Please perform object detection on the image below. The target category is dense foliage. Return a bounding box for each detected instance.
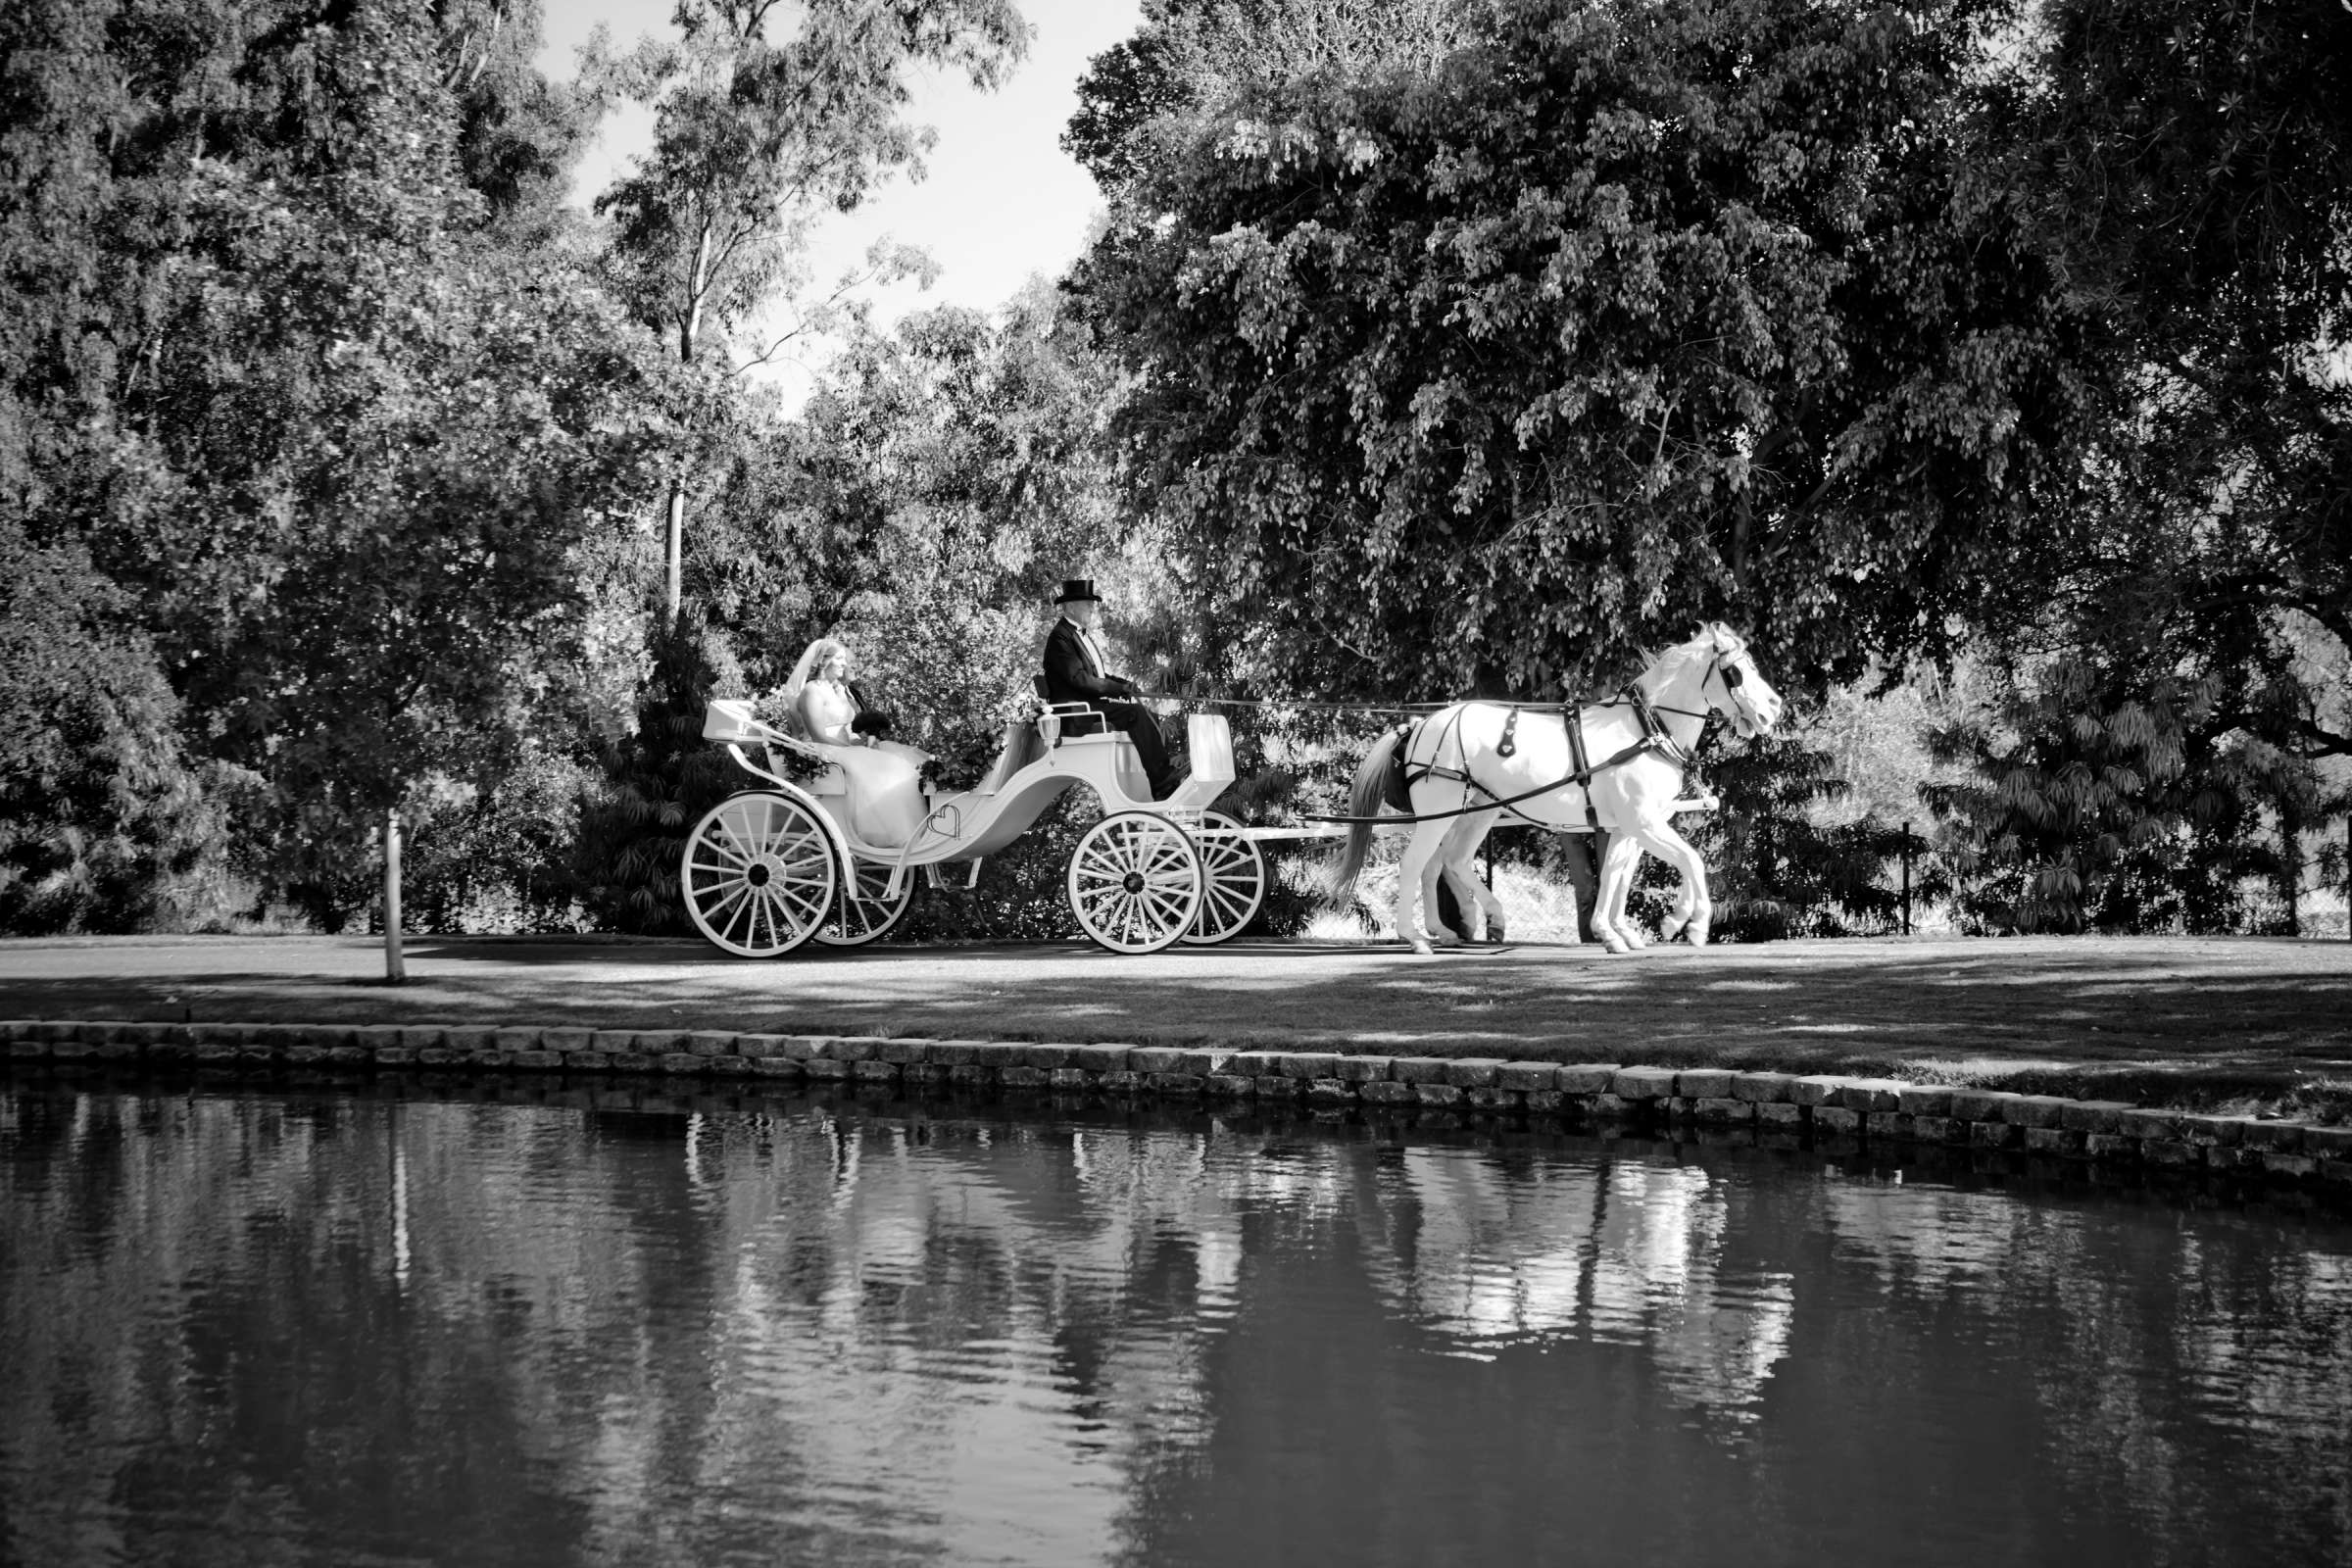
[1068,0,2098,703]
[1,0,682,933]
[1065,0,2348,933]
[3,0,2344,944]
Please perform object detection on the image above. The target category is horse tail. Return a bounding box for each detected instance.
[1326,725,1401,903]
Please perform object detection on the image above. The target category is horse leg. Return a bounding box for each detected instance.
[1589,832,1646,955]
[1653,832,1696,943]
[1631,817,1712,946]
[1423,856,1463,946]
[1394,814,1452,956]
[1420,822,1477,945]
[1444,810,1507,942]
[1421,819,1465,947]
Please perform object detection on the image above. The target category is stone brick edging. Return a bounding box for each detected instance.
[7,1019,2349,1193]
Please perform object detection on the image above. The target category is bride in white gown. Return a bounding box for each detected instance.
[780,638,929,848]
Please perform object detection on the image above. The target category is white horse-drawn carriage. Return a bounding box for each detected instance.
[683,688,1270,956]
[684,622,1784,960]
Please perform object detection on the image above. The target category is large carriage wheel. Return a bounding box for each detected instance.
[1181,811,1266,946]
[680,792,838,957]
[815,858,913,948]
[1067,810,1203,956]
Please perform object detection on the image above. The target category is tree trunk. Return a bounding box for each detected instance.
[664,480,685,623]
[383,807,407,985]
[2279,792,2302,938]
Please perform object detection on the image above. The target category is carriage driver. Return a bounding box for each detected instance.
[1041,577,1177,799]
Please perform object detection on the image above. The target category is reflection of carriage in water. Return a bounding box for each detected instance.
[684,688,1272,956]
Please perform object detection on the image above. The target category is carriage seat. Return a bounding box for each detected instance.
[702,698,848,794]
[1031,673,1110,747]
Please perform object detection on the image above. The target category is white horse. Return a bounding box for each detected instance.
[1327,624,1783,955]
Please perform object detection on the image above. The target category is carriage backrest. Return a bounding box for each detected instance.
[1186,713,1236,786]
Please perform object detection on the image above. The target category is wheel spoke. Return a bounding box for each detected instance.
[723,805,768,854]
[1180,814,1264,946]
[723,889,760,947]
[776,859,830,892]
[682,794,843,956]
[763,813,804,861]
[702,881,753,924]
[1068,812,1207,955]
[702,836,754,869]
[776,885,829,928]
[744,804,790,857]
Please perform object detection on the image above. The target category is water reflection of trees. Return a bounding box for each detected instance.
[3,1087,2348,1566]
[1824,1179,2352,1560]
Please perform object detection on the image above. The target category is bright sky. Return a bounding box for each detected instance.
[534,0,1145,396]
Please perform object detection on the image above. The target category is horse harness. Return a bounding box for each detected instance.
[1383,682,1703,830]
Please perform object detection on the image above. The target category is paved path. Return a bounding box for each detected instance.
[4,933,2349,1092]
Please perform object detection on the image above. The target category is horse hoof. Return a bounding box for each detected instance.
[1600,935,1631,955]
[1432,930,1463,949]
[1408,939,1435,956]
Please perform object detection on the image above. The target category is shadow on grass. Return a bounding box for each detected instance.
[5,936,2348,1094]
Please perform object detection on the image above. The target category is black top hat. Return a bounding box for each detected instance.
[1055,577,1100,604]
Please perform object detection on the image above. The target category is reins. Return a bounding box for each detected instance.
[1301,689,1700,827]
[1302,639,1752,828]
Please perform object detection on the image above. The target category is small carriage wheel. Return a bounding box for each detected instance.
[815,857,913,948]
[680,792,838,957]
[1067,810,1203,956]
[1180,811,1266,946]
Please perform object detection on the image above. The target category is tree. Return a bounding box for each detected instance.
[2018,0,2350,694]
[1802,0,2352,933]
[1066,0,1485,191]
[1,0,679,958]
[1067,0,2099,710]
[587,0,1032,619]
[0,519,222,933]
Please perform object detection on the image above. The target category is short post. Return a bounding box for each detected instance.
[383,806,407,985]
[1900,819,1912,937]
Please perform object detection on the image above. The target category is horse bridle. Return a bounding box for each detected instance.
[1643,630,1761,730]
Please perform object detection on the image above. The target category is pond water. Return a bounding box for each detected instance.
[2,1079,2348,1568]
